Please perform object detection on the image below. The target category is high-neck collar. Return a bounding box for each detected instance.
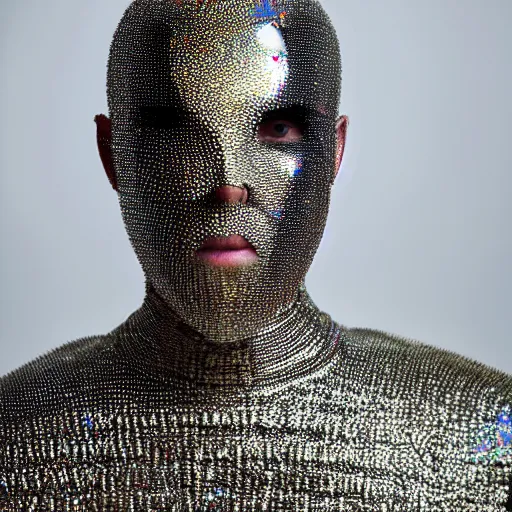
[116,282,345,391]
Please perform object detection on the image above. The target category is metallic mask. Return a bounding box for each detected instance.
[107,0,341,341]
[4,7,509,510]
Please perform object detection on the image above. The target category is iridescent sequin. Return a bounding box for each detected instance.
[251,0,278,19]
[1,0,512,510]
[472,405,512,464]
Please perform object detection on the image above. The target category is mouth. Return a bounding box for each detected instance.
[195,235,259,267]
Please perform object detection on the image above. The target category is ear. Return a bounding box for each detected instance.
[333,115,349,182]
[94,114,118,191]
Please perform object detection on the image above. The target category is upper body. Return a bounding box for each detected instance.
[1,0,511,510]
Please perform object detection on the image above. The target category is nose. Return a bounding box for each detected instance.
[214,185,249,205]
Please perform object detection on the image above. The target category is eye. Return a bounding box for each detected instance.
[256,106,307,143]
[257,119,304,143]
[139,106,185,130]
[273,123,290,137]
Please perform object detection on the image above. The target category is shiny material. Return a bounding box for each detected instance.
[108,0,340,342]
[1,0,512,510]
[473,405,512,464]
[2,304,512,510]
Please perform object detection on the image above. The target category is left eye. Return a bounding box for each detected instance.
[273,123,290,136]
[257,119,304,143]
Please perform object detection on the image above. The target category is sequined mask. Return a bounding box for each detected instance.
[107,0,341,341]
[3,3,511,511]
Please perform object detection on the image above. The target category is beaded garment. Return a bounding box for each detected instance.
[2,288,512,510]
[1,0,511,510]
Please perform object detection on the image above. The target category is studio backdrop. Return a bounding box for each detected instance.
[1,0,511,376]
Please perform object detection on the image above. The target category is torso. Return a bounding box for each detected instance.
[1,326,511,511]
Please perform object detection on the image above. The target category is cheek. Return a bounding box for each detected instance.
[133,130,223,201]
[246,151,297,207]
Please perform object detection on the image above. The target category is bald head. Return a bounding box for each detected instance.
[103,0,346,341]
[107,0,341,121]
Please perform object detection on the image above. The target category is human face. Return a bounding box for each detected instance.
[107,0,342,340]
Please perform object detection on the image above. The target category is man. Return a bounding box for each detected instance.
[1,0,511,510]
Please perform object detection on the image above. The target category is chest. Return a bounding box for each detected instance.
[0,386,507,511]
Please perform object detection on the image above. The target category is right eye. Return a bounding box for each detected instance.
[139,106,184,130]
[257,119,304,143]
[256,106,308,144]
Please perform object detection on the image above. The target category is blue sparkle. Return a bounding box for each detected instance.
[251,0,277,18]
[472,405,512,462]
[475,438,492,453]
[269,209,283,220]
[497,408,512,447]
[83,414,94,430]
[292,158,304,178]
[498,411,511,427]
[499,429,512,446]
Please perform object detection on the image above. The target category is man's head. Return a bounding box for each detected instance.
[97,0,347,341]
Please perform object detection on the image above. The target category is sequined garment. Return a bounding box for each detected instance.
[2,0,512,510]
[1,286,512,510]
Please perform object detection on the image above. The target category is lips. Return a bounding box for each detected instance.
[195,235,259,267]
[198,235,255,251]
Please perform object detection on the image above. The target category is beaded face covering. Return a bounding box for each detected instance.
[3,2,512,511]
[107,0,341,342]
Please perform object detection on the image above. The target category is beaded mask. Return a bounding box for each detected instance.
[107,0,341,341]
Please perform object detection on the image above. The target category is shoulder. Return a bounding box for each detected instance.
[342,325,512,395]
[335,326,512,507]
[0,334,117,422]
[336,325,512,438]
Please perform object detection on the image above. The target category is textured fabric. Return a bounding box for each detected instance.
[1,286,511,510]
[2,1,511,510]
[107,0,341,342]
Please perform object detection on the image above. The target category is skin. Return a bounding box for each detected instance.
[94,114,349,267]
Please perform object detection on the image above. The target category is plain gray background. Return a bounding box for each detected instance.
[1,0,511,376]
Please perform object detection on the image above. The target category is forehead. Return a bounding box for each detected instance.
[110,0,341,119]
[172,10,292,119]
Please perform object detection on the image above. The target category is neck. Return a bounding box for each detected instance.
[117,282,343,390]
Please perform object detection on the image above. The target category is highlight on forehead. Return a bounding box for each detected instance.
[107,0,341,118]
